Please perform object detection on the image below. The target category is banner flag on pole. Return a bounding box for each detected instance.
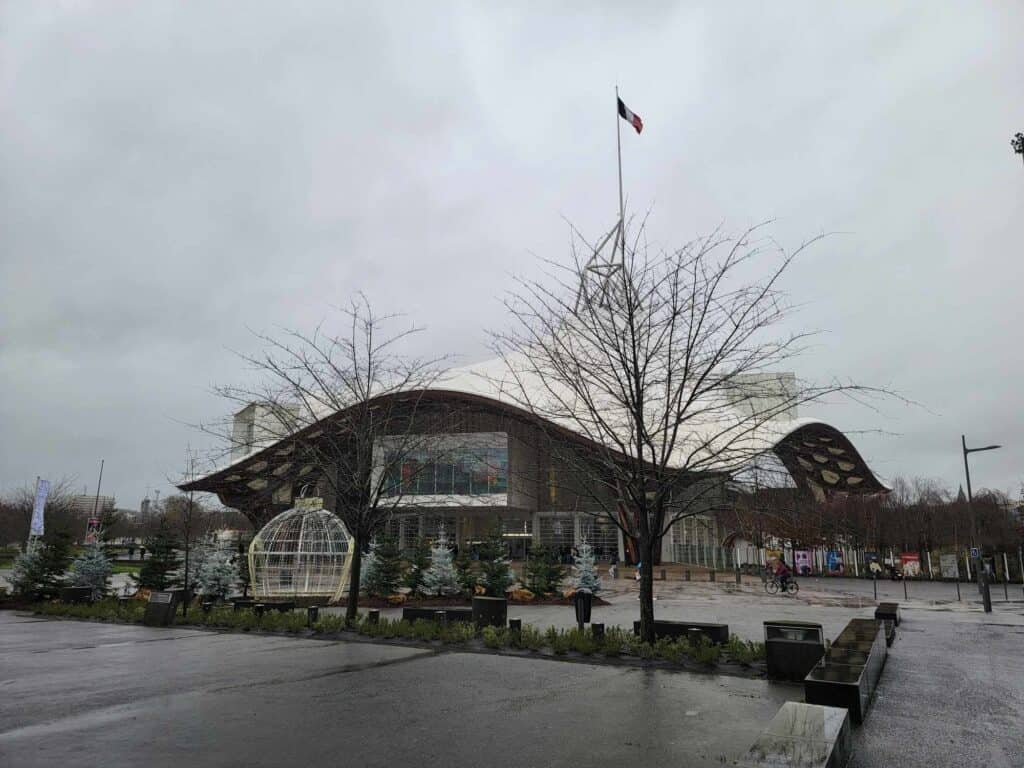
[617,97,643,134]
[30,479,49,536]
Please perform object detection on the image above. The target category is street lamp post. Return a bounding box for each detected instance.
[961,435,1001,613]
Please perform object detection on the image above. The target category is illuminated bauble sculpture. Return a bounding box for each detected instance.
[248,502,353,602]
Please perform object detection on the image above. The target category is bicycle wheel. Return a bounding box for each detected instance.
[766,580,780,595]
[786,580,799,596]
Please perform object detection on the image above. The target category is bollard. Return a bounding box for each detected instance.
[592,622,605,641]
[307,605,319,627]
[201,601,213,614]
[367,609,380,625]
[735,569,742,585]
[659,568,666,581]
[434,610,448,625]
[687,628,703,646]
[709,570,716,583]
[684,570,691,582]
[955,579,961,601]
[903,577,908,600]
[254,603,266,619]
[508,617,522,633]
[873,575,878,600]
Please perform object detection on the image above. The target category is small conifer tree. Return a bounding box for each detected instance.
[525,545,566,595]
[70,541,113,601]
[197,547,238,601]
[135,517,181,591]
[477,523,514,597]
[454,548,477,594]
[362,534,403,597]
[9,547,47,599]
[421,530,462,596]
[403,536,431,594]
[571,538,602,594]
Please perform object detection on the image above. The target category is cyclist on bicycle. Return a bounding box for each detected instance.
[774,556,793,591]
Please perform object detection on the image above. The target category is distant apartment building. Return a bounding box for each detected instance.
[69,494,116,518]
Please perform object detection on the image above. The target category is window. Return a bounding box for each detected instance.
[381,436,508,497]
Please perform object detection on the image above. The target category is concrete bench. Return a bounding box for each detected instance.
[402,607,474,623]
[804,618,887,725]
[739,701,852,768]
[632,619,729,644]
[874,602,900,626]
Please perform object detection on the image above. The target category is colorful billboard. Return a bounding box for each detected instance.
[826,549,845,575]
[794,549,813,575]
[900,552,921,578]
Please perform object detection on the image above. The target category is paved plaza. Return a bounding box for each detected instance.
[2,578,1023,768]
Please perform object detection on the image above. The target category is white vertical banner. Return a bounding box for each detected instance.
[30,479,50,536]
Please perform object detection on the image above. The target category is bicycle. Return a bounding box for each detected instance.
[764,575,799,596]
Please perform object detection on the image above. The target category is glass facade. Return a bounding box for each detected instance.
[382,440,508,497]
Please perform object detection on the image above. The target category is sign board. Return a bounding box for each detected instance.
[143,590,178,627]
[794,549,813,575]
[826,550,845,575]
[970,547,980,559]
[766,548,782,563]
[30,479,49,536]
[85,517,102,545]
[900,552,921,578]
[295,497,324,511]
[939,554,960,579]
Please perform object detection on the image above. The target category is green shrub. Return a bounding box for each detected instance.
[440,621,477,645]
[654,637,689,663]
[481,626,506,649]
[724,636,765,665]
[689,635,721,665]
[411,619,439,642]
[512,625,545,651]
[550,629,573,655]
[313,614,346,634]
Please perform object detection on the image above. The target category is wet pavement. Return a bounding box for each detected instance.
[3,580,1022,767]
[0,612,791,768]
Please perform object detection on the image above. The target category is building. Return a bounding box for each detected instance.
[69,494,116,518]
[180,359,887,564]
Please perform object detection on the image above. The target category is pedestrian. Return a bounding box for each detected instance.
[608,556,618,580]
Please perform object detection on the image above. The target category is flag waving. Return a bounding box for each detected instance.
[617,97,643,134]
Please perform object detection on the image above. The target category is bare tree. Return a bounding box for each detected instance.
[208,295,448,621]
[492,221,889,641]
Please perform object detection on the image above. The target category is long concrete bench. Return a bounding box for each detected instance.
[632,619,729,644]
[739,701,852,768]
[804,618,887,725]
[401,607,474,623]
[874,602,900,626]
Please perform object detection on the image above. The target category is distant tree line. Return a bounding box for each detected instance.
[720,475,1023,554]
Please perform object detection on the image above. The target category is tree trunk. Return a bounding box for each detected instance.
[637,537,657,644]
[345,539,363,623]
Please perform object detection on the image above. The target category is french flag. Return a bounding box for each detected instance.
[617,97,643,134]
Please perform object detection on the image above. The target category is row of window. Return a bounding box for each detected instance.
[382,446,509,497]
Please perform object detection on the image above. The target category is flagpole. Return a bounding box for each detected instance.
[615,85,625,262]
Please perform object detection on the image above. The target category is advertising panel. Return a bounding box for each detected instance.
[794,549,813,575]
[85,517,102,545]
[30,479,50,537]
[939,553,959,579]
[826,549,845,575]
[900,552,921,578]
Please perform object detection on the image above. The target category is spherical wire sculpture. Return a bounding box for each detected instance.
[248,504,353,602]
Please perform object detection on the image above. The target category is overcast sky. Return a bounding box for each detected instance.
[2,2,1021,510]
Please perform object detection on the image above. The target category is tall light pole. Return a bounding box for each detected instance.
[961,435,1000,613]
[961,435,1000,546]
